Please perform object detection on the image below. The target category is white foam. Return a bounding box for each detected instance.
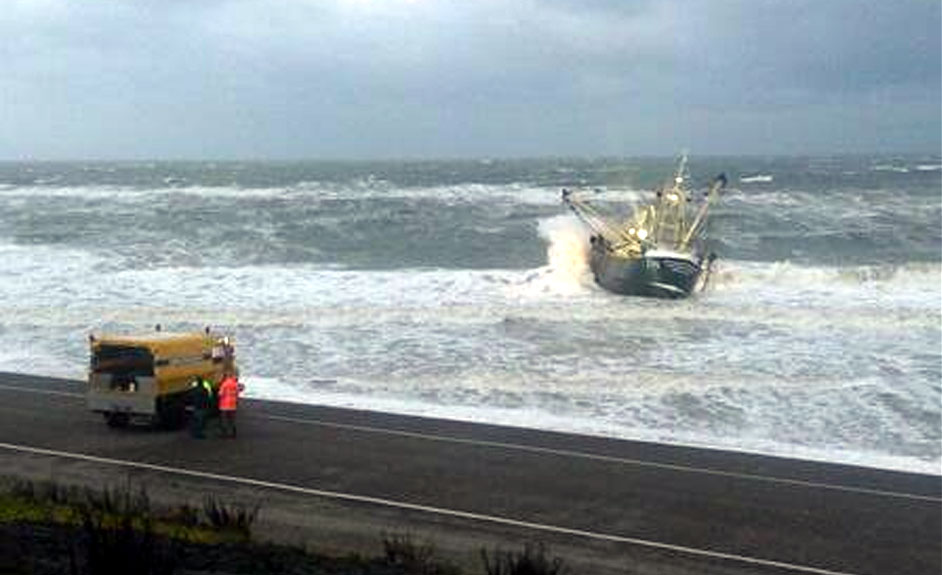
[0,185,149,200]
[242,373,941,476]
[0,234,936,332]
[708,260,942,313]
[0,182,573,206]
[871,165,909,173]
[739,174,773,183]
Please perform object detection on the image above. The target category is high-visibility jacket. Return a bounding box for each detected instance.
[218,376,240,411]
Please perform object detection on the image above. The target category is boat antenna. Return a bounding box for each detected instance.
[674,152,689,185]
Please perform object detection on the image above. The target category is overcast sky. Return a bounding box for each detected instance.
[2,0,939,160]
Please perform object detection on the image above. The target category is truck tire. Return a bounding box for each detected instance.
[156,396,187,429]
[104,412,130,428]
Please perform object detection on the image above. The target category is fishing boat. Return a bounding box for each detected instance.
[562,156,726,299]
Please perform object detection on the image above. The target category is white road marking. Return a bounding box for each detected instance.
[1,382,939,503]
[0,441,861,575]
[260,413,942,503]
[0,383,83,399]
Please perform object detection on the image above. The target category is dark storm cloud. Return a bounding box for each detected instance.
[1,0,938,159]
[698,2,939,98]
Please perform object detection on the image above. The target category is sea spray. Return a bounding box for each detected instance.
[535,215,592,293]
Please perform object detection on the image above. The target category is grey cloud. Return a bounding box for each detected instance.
[700,1,940,93]
[0,0,938,159]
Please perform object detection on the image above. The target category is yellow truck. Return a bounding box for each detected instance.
[86,330,237,428]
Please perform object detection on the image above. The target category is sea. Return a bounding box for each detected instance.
[0,156,939,474]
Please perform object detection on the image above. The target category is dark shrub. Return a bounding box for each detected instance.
[201,495,258,538]
[382,532,460,575]
[71,491,177,575]
[481,542,569,575]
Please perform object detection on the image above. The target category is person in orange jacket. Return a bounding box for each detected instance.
[217,371,244,438]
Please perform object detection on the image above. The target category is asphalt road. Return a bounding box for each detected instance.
[0,372,939,575]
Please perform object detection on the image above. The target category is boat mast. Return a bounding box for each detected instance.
[680,173,727,249]
[651,154,691,247]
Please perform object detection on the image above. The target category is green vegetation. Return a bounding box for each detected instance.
[482,543,570,575]
[381,532,461,575]
[1,478,256,544]
[0,478,570,575]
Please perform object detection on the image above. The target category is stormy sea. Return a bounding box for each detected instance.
[1,156,939,474]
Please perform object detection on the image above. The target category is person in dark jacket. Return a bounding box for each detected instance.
[188,376,214,439]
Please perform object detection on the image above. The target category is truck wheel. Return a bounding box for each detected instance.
[104,412,130,428]
[158,404,185,429]
[156,396,187,430]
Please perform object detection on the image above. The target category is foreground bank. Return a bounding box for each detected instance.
[1,477,575,575]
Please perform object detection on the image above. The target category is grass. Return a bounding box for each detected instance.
[2,478,256,544]
[200,494,259,538]
[482,543,570,575]
[1,478,572,575]
[381,532,461,575]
